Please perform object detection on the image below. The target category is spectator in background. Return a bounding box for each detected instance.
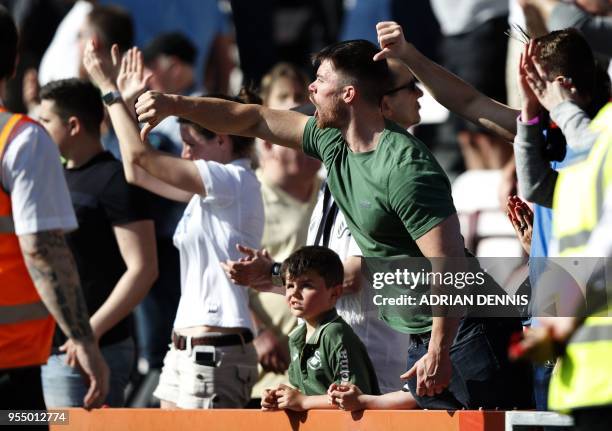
[84,42,263,409]
[249,62,321,406]
[100,0,233,93]
[519,0,612,58]
[39,1,94,86]
[38,78,157,407]
[142,32,200,155]
[430,0,512,179]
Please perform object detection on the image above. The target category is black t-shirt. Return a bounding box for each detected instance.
[54,151,151,347]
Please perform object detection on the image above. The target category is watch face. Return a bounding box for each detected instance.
[103,91,121,105]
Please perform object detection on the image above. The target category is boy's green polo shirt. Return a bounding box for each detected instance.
[287,309,380,396]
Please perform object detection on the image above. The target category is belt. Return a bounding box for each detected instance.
[171,330,253,350]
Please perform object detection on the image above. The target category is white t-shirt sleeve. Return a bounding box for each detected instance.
[194,159,237,207]
[1,123,77,235]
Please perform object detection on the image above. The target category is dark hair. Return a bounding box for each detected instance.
[0,5,18,81]
[87,5,133,52]
[535,29,596,102]
[143,32,197,66]
[40,79,104,135]
[311,40,390,105]
[260,62,310,105]
[281,246,344,289]
[177,87,262,159]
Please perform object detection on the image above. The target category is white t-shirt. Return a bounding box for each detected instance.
[307,187,410,393]
[1,121,77,235]
[173,158,264,330]
[38,1,92,86]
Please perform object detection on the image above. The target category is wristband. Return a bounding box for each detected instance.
[518,113,540,125]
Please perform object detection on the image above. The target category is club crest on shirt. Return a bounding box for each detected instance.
[307,350,322,370]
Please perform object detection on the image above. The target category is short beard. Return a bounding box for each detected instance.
[315,97,349,129]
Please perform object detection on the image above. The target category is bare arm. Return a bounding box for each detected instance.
[328,383,417,410]
[136,92,309,151]
[402,214,465,396]
[89,220,158,340]
[83,42,202,201]
[18,230,93,340]
[342,255,363,294]
[18,230,109,408]
[375,21,519,141]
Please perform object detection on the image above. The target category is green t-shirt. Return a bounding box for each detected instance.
[288,309,380,396]
[302,117,456,333]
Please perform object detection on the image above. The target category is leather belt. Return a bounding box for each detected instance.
[172,330,253,350]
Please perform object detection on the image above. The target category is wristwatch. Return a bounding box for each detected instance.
[101,90,122,106]
[270,262,283,287]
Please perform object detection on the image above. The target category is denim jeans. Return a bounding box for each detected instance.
[405,318,533,410]
[42,337,135,407]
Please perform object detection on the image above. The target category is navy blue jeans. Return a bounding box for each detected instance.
[405,318,533,410]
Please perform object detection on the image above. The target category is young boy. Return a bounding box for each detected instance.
[261,246,380,411]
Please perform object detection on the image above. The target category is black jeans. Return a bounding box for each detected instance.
[405,318,534,410]
[0,365,48,430]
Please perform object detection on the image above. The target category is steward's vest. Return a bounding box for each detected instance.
[548,102,612,412]
[0,109,55,369]
[552,102,612,257]
[548,314,612,412]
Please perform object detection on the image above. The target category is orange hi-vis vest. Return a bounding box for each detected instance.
[0,109,55,369]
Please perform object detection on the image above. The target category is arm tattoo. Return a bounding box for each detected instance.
[18,230,94,341]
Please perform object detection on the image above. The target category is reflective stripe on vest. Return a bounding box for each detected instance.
[0,214,15,232]
[0,301,49,324]
[549,317,612,412]
[553,102,612,257]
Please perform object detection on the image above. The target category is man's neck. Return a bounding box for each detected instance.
[342,106,387,153]
[64,137,104,169]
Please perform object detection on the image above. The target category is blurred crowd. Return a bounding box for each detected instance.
[0,1,611,430]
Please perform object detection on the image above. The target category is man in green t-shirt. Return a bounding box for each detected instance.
[132,38,528,409]
[260,246,379,411]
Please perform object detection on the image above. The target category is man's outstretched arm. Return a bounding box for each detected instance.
[135,92,310,150]
[375,21,520,142]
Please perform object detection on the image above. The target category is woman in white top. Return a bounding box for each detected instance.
[83,43,263,408]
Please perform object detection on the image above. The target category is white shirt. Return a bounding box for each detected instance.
[173,158,264,330]
[1,121,77,235]
[307,188,410,393]
[38,1,93,86]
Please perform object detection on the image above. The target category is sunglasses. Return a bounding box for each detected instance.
[385,80,418,95]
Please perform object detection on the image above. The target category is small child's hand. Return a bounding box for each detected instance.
[276,384,305,411]
[261,388,279,411]
[328,382,364,411]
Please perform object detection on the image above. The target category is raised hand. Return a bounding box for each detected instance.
[518,40,542,121]
[374,21,410,61]
[117,47,152,110]
[507,195,534,254]
[82,40,121,93]
[135,90,176,141]
[522,41,578,112]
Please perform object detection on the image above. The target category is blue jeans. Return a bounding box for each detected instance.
[405,318,533,410]
[41,337,135,407]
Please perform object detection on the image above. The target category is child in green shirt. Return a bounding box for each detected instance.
[261,246,380,411]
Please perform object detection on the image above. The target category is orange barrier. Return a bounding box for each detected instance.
[50,409,506,431]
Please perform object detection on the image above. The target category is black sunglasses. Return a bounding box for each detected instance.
[385,80,418,95]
